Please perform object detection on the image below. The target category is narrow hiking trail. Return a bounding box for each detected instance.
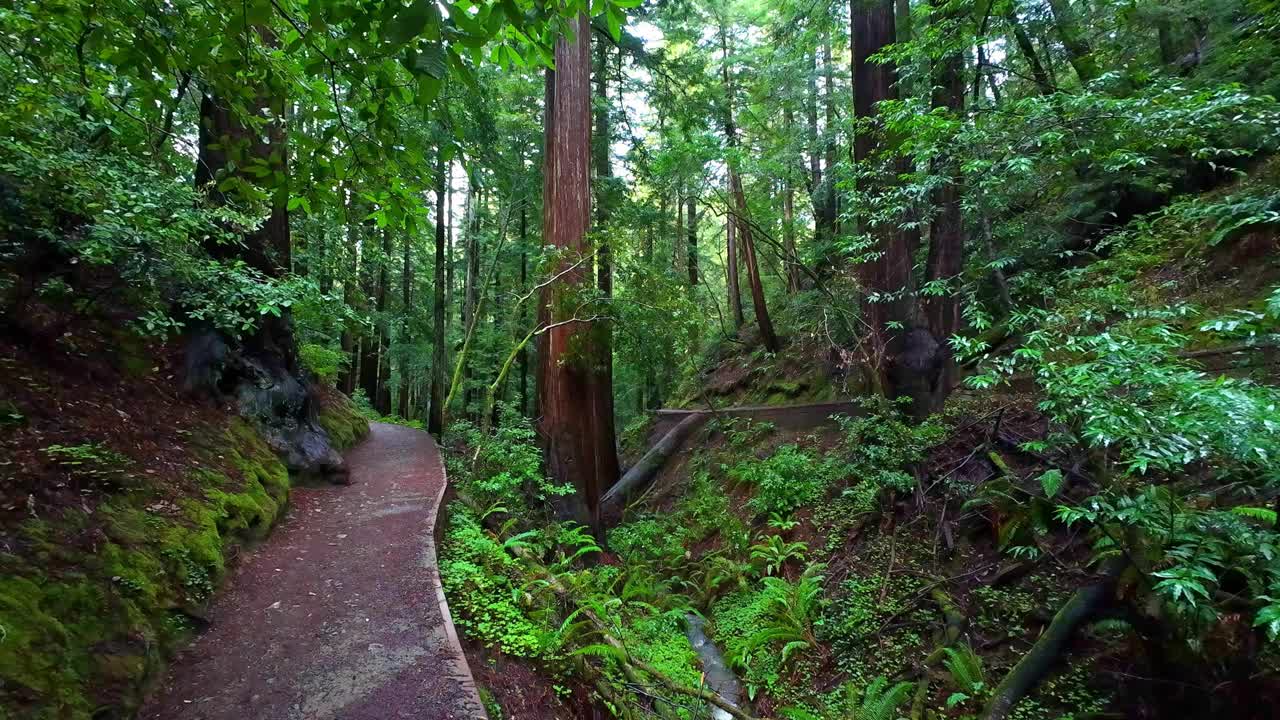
[141,423,485,720]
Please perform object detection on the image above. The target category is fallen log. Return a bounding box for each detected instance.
[508,544,763,720]
[982,558,1125,720]
[602,412,708,516]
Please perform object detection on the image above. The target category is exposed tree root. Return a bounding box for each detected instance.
[982,558,1125,720]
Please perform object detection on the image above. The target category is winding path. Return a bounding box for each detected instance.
[142,423,485,720]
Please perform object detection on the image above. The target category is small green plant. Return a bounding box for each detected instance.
[942,644,986,706]
[750,535,808,577]
[42,442,132,485]
[781,676,914,720]
[743,563,826,664]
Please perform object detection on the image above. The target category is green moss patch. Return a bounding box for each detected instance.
[0,420,291,720]
[315,387,369,452]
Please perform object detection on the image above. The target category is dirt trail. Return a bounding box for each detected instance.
[142,423,485,720]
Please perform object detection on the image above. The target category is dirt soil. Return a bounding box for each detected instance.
[140,423,486,720]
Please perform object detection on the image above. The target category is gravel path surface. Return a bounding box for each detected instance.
[141,423,485,720]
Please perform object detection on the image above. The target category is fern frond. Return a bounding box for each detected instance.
[1232,506,1278,525]
[571,643,629,662]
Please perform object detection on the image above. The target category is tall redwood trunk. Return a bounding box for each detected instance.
[537,13,619,538]
[853,0,910,394]
[923,0,966,408]
[429,153,448,436]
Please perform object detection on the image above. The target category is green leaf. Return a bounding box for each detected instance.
[605,6,623,43]
[1038,469,1065,499]
[387,0,436,46]
[407,43,448,78]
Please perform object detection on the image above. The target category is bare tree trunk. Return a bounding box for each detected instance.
[429,153,448,436]
[375,230,392,415]
[686,195,699,286]
[783,107,799,294]
[726,207,744,330]
[537,12,620,539]
[519,201,529,417]
[398,227,413,419]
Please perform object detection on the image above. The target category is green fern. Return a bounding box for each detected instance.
[942,645,985,695]
[851,676,914,720]
[1231,506,1278,526]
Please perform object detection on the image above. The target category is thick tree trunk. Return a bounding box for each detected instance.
[429,155,448,436]
[853,0,927,409]
[537,13,620,539]
[922,0,967,411]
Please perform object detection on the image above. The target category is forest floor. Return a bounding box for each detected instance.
[140,423,485,720]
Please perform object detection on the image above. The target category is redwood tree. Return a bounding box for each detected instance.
[537,12,620,537]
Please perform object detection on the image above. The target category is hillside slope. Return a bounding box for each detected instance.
[0,302,367,719]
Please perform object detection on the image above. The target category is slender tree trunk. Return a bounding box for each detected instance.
[1046,0,1100,85]
[783,106,800,294]
[686,195,699,286]
[339,190,358,395]
[445,167,454,330]
[519,202,529,417]
[807,47,821,194]
[726,207,744,330]
[375,229,392,415]
[675,190,684,271]
[357,223,381,404]
[720,24,780,352]
[398,228,413,418]
[537,13,620,539]
[1005,5,1056,96]
[461,183,481,418]
[429,154,448,436]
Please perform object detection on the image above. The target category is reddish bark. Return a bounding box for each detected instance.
[537,13,619,537]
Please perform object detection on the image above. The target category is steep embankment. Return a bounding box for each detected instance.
[0,314,367,720]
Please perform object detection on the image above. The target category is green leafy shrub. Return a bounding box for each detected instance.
[298,344,348,384]
[439,508,556,658]
[447,407,572,513]
[730,445,829,517]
